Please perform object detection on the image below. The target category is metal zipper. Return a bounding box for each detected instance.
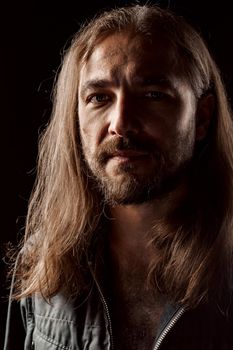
[88,262,115,350]
[89,259,184,350]
[153,307,185,350]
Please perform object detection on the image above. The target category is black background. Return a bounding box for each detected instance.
[1,0,233,346]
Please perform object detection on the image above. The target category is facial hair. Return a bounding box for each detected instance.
[81,132,195,206]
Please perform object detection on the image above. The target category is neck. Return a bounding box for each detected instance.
[108,183,188,268]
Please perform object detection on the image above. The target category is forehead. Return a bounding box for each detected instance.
[79,32,182,84]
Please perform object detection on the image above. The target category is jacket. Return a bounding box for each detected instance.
[4,277,233,350]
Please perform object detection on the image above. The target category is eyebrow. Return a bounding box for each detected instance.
[80,76,175,98]
[138,77,176,91]
[141,77,171,85]
[80,79,114,99]
[136,77,178,96]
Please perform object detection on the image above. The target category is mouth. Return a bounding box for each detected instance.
[109,150,149,162]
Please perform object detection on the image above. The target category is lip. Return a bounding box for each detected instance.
[109,150,149,163]
[111,150,148,157]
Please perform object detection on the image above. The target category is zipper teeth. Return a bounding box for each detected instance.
[88,263,114,350]
[153,307,185,350]
[89,259,184,350]
[96,282,115,350]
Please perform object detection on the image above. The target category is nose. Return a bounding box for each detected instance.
[108,94,141,137]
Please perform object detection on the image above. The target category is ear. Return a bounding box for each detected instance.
[195,94,215,141]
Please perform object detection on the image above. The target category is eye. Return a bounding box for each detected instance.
[144,91,166,100]
[87,93,111,104]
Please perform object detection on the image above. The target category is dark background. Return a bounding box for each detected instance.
[1,0,233,346]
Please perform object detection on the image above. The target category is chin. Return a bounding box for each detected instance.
[100,178,162,206]
[99,169,187,206]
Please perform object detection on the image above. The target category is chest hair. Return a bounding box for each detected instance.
[106,265,166,350]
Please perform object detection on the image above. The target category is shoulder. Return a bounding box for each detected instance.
[21,289,108,350]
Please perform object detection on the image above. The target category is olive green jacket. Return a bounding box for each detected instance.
[4,281,233,350]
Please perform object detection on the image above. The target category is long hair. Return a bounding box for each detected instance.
[13,5,233,308]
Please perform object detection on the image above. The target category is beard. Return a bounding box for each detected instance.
[81,132,195,206]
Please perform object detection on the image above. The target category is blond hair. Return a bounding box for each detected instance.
[13,5,233,308]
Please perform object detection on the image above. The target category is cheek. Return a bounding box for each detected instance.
[79,109,95,141]
[144,112,175,142]
[80,126,94,154]
[79,118,103,157]
[79,107,109,147]
[78,117,93,153]
[144,104,195,150]
[80,124,91,139]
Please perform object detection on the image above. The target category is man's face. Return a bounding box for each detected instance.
[78,33,197,205]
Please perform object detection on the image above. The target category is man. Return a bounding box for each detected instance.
[4,4,233,350]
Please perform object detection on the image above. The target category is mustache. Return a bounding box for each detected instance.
[95,136,160,163]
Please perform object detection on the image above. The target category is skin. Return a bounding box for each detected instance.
[78,32,212,246]
[79,35,195,195]
[78,32,213,348]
